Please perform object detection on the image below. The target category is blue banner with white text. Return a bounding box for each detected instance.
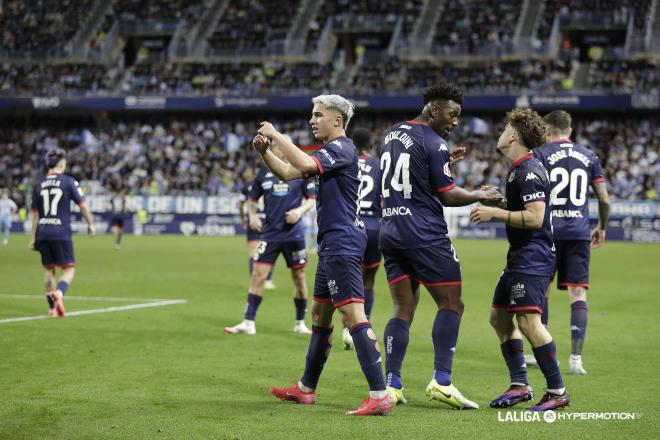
[10,198,659,242]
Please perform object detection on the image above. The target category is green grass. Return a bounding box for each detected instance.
[0,235,658,439]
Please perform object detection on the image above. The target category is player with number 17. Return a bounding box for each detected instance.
[30,148,95,317]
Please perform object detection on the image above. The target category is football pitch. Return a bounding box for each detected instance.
[1,235,658,439]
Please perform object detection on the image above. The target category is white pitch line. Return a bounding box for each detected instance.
[0,299,187,324]
[0,294,173,302]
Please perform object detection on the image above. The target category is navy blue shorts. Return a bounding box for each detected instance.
[362,227,382,269]
[253,239,307,269]
[246,228,261,242]
[383,240,462,287]
[314,255,364,308]
[554,240,590,290]
[36,239,76,269]
[492,271,550,314]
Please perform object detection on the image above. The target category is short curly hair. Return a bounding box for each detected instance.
[505,108,546,149]
[422,81,463,105]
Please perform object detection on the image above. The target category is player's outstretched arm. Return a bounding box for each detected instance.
[438,185,502,207]
[470,201,545,229]
[258,122,318,176]
[591,180,610,249]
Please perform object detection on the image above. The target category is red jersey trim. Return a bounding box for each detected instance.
[349,321,371,333]
[333,297,366,308]
[436,183,457,193]
[311,155,324,174]
[509,153,534,171]
[362,261,381,269]
[388,274,411,286]
[416,279,462,287]
[509,306,543,314]
[491,304,543,314]
[405,120,428,126]
[592,177,605,184]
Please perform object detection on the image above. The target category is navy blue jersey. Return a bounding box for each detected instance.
[358,154,381,231]
[378,121,455,250]
[504,154,555,276]
[240,179,266,222]
[533,140,604,241]
[31,173,85,241]
[111,195,126,214]
[310,136,366,256]
[249,168,315,242]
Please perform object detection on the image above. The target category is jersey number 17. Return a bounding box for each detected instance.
[40,188,64,216]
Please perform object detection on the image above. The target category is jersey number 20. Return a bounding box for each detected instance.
[550,167,587,207]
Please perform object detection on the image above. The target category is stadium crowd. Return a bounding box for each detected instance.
[431,0,521,56]
[122,62,334,95]
[586,60,659,92]
[1,115,657,208]
[206,0,299,54]
[6,58,658,96]
[112,0,205,22]
[347,58,575,95]
[0,0,94,56]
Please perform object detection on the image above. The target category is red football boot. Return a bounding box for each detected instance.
[269,383,316,405]
[346,395,392,416]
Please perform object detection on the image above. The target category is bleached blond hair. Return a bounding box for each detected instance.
[312,94,355,129]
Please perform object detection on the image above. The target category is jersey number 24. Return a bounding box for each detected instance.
[380,152,412,199]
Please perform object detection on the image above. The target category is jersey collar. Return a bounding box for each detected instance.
[405,120,428,126]
[509,153,534,171]
[358,154,371,159]
[326,135,347,144]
